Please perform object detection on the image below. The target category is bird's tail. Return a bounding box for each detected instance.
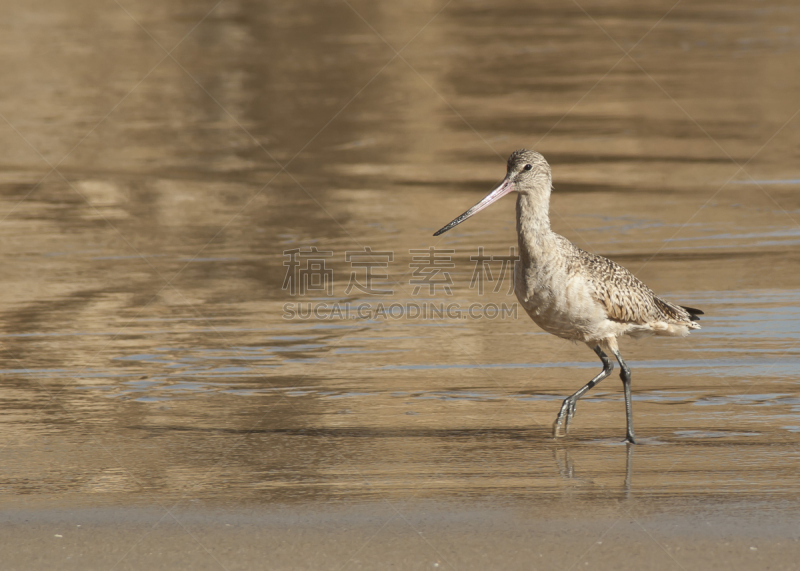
[654,297,703,328]
[680,305,704,322]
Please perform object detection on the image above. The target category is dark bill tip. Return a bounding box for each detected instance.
[433,210,471,236]
[432,224,452,237]
[431,178,514,238]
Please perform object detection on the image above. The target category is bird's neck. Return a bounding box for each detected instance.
[516,191,555,259]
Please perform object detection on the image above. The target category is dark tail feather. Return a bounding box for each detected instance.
[681,306,704,321]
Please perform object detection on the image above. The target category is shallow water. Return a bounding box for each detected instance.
[1,0,800,567]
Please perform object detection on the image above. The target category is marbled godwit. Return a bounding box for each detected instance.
[434,150,702,443]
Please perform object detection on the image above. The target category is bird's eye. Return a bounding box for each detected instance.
[523,164,532,171]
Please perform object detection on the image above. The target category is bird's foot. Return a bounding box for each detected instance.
[552,397,577,438]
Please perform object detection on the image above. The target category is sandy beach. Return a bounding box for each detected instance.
[2,0,800,568]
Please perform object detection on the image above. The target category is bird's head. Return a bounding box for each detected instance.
[505,149,551,195]
[433,149,551,236]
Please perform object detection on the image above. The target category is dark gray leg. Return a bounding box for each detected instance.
[612,349,636,444]
[553,346,614,438]
[624,441,634,495]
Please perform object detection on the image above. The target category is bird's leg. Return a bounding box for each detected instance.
[553,346,614,438]
[612,349,635,444]
[624,441,634,495]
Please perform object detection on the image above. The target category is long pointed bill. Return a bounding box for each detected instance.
[433,178,515,236]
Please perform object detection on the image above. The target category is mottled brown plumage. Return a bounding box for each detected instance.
[434,149,703,443]
[575,241,693,325]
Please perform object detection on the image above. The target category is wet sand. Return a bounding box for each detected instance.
[2,0,800,568]
[4,502,800,570]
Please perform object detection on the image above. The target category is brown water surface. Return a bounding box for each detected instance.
[1,0,800,568]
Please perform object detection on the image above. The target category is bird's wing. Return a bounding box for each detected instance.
[570,246,692,324]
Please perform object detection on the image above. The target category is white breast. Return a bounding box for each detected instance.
[514,260,609,342]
